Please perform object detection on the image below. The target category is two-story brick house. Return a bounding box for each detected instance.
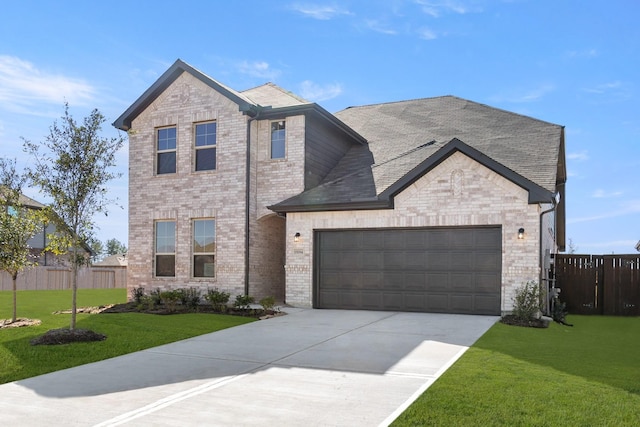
[114,59,566,315]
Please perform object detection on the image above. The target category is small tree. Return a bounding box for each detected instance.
[0,159,44,323]
[105,238,127,255]
[24,103,125,331]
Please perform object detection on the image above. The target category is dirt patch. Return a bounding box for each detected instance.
[0,318,42,329]
[500,315,549,328]
[52,305,115,315]
[30,328,107,345]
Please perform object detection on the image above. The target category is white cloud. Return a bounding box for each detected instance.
[567,150,589,162]
[566,48,598,58]
[592,189,623,198]
[299,80,343,101]
[582,81,622,95]
[364,19,398,35]
[415,0,483,17]
[568,199,640,224]
[490,84,555,103]
[289,3,352,20]
[236,60,281,80]
[418,27,438,40]
[0,55,95,114]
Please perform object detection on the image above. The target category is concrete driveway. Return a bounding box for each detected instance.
[0,309,497,426]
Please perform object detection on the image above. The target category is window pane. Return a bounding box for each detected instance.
[193,219,215,253]
[157,152,176,174]
[195,122,216,147]
[194,254,215,277]
[271,121,285,159]
[271,139,285,159]
[158,127,176,151]
[195,147,216,171]
[156,255,175,277]
[156,221,175,253]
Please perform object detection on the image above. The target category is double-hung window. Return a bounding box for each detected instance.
[157,127,177,174]
[270,120,286,159]
[195,122,216,171]
[193,219,215,277]
[155,221,176,277]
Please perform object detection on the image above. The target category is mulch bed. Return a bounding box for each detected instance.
[30,328,107,345]
[500,315,550,328]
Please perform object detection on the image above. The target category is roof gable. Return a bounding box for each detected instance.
[113,59,256,130]
[241,82,310,108]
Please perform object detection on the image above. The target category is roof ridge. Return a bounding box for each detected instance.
[338,95,458,112]
[241,82,311,105]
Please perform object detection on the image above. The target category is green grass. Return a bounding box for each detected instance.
[393,316,640,426]
[0,289,255,384]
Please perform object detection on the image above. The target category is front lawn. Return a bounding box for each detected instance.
[393,315,640,426]
[0,289,255,384]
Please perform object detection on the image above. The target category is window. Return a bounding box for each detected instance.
[195,122,216,171]
[193,219,215,278]
[270,120,286,159]
[157,127,176,174]
[155,221,175,277]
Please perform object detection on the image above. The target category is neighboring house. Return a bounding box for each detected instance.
[17,194,92,266]
[636,240,640,252]
[93,253,128,267]
[114,59,566,315]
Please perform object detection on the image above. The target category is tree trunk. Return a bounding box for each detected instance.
[70,247,78,331]
[12,272,17,323]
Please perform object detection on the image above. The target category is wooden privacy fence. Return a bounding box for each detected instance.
[0,266,127,291]
[554,254,640,316]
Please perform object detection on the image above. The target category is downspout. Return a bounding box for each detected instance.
[244,117,253,296]
[539,194,558,315]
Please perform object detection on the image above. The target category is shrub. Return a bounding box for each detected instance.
[259,296,276,312]
[159,290,181,313]
[512,281,541,320]
[131,286,145,305]
[204,288,230,312]
[149,288,163,307]
[177,287,201,311]
[234,294,255,310]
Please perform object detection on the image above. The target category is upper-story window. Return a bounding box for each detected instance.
[157,127,177,174]
[270,120,286,159]
[195,122,217,171]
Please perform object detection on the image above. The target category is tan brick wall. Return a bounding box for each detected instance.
[127,71,249,297]
[285,151,542,313]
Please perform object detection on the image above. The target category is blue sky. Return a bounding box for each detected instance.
[1,0,638,254]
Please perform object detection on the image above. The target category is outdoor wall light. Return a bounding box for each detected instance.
[294,232,301,243]
[518,228,525,240]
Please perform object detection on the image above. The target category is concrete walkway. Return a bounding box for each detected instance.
[0,309,497,426]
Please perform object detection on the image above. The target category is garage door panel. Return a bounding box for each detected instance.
[403,293,427,311]
[405,272,426,290]
[476,252,501,270]
[384,251,406,269]
[426,294,449,312]
[426,272,449,291]
[316,227,501,314]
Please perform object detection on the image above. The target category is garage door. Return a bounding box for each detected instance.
[315,226,501,315]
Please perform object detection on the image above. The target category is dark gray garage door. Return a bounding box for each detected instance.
[315,227,502,315]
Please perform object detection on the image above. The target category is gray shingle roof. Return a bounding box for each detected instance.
[334,96,563,192]
[270,96,564,212]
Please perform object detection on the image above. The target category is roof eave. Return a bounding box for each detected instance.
[268,199,391,214]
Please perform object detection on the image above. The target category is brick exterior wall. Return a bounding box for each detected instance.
[127,73,306,302]
[128,72,250,297]
[285,151,546,313]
